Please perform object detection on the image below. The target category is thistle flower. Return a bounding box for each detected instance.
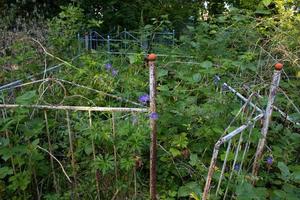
[112,69,118,76]
[234,163,240,171]
[105,63,112,71]
[266,156,273,165]
[149,112,159,120]
[222,83,229,92]
[138,94,150,105]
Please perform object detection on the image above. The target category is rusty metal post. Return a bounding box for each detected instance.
[148,54,158,200]
[202,141,222,200]
[252,63,283,179]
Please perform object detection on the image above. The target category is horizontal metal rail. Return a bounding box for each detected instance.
[0,104,148,113]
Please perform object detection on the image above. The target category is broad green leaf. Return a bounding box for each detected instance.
[189,153,198,166]
[16,90,37,105]
[278,162,291,181]
[192,73,201,83]
[200,61,213,69]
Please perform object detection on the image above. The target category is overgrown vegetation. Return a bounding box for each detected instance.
[0,0,299,199]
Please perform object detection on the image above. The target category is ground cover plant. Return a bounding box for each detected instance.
[0,1,299,199]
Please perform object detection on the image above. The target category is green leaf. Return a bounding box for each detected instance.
[200,61,213,69]
[192,73,201,83]
[178,182,201,198]
[189,153,198,166]
[262,0,272,7]
[278,162,291,181]
[16,90,37,105]
[158,69,168,78]
[169,148,181,157]
[0,167,13,179]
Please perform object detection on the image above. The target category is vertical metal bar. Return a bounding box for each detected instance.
[202,141,222,200]
[107,35,111,53]
[223,132,244,199]
[111,113,118,183]
[89,31,92,50]
[44,110,59,193]
[88,111,100,199]
[77,33,81,55]
[149,55,157,200]
[66,111,77,198]
[172,30,175,46]
[216,140,232,195]
[252,65,283,179]
[124,28,127,51]
[85,32,89,50]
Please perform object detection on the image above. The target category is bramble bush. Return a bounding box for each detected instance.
[0,2,299,200]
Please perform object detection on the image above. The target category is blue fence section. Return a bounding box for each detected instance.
[77,29,175,54]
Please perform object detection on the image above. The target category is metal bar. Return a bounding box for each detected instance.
[85,32,89,50]
[0,55,80,92]
[0,104,148,112]
[66,110,77,198]
[149,56,158,200]
[223,131,244,199]
[201,113,263,200]
[44,111,59,193]
[252,66,283,179]
[216,140,232,195]
[219,77,299,126]
[88,111,100,199]
[222,82,263,113]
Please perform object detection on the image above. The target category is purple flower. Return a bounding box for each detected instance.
[222,83,229,92]
[149,112,159,120]
[138,94,150,105]
[234,163,240,171]
[112,69,118,76]
[105,63,112,71]
[266,156,273,165]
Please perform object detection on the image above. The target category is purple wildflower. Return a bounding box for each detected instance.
[149,112,159,120]
[112,69,118,76]
[105,63,112,71]
[138,94,150,105]
[234,163,240,171]
[222,83,229,92]
[266,156,273,165]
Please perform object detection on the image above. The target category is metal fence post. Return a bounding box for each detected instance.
[148,54,158,200]
[89,31,92,50]
[172,30,175,46]
[124,28,127,51]
[77,33,81,55]
[84,32,89,50]
[252,63,283,180]
[107,34,111,53]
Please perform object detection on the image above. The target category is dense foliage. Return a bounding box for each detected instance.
[0,0,299,199]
